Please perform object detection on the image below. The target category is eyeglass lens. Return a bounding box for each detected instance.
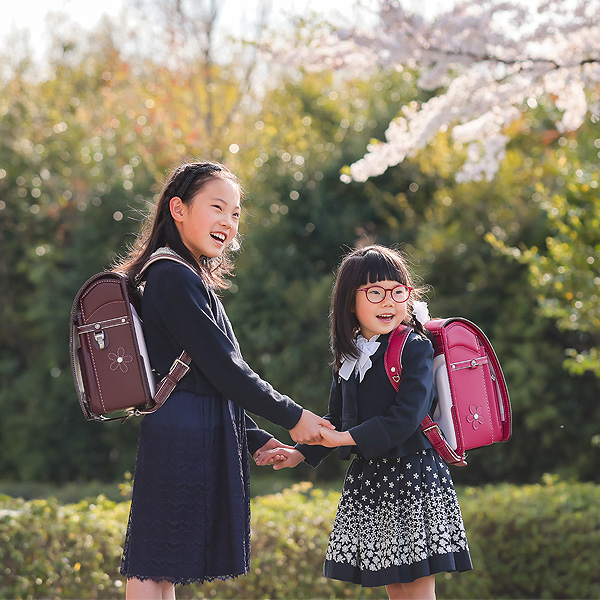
[365,286,410,303]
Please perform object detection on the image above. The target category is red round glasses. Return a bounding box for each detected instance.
[357,284,413,304]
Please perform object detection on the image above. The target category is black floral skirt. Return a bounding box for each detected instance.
[324,449,472,587]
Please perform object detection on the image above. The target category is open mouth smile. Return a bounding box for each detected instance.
[211,232,227,244]
[377,314,395,323]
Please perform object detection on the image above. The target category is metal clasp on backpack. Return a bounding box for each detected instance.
[169,357,190,376]
[450,356,488,371]
[422,422,443,437]
[93,330,106,350]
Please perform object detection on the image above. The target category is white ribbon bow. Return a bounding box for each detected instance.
[339,335,380,382]
[413,301,430,326]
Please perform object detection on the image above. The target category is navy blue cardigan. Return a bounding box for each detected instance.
[298,332,435,467]
[141,260,303,453]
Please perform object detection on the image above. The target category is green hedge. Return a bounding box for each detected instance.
[0,495,129,599]
[1,478,599,599]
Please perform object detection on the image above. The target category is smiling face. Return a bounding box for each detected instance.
[354,279,408,340]
[170,177,241,259]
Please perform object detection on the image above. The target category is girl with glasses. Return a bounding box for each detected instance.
[261,245,472,599]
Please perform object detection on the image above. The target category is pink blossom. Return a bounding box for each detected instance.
[282,0,600,182]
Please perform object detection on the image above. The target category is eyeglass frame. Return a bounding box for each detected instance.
[356,284,413,304]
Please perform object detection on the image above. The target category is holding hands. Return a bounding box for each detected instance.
[259,447,306,470]
[254,442,305,469]
[256,416,356,470]
[289,409,335,444]
[316,425,355,448]
[253,437,295,466]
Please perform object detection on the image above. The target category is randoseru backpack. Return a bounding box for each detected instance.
[70,249,194,422]
[384,319,511,466]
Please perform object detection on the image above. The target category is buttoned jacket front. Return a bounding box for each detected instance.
[142,260,303,453]
[299,331,435,467]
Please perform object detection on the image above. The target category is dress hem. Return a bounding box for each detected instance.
[121,568,249,586]
[324,550,473,587]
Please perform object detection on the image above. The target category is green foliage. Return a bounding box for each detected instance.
[225,70,433,481]
[485,111,600,377]
[1,480,599,599]
[184,482,384,599]
[0,493,129,599]
[0,35,160,483]
[308,123,600,485]
[0,17,274,485]
[1,12,599,488]
[488,180,600,377]
[0,479,126,504]
[451,476,600,599]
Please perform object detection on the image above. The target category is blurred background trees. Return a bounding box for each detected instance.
[0,0,598,490]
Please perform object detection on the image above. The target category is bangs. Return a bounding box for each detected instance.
[356,248,409,287]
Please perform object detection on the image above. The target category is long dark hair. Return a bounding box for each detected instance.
[330,245,429,370]
[112,160,242,289]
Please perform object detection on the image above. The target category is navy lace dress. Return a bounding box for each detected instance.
[120,257,302,584]
[120,389,252,584]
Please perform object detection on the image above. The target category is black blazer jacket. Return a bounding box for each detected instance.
[142,260,303,453]
[298,331,435,467]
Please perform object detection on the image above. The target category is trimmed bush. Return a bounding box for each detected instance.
[0,494,129,599]
[182,482,383,600]
[440,475,600,599]
[1,478,599,599]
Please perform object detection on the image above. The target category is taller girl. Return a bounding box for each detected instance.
[114,161,331,599]
[269,245,473,599]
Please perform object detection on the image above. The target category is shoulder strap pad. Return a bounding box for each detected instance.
[138,248,199,280]
[383,325,412,391]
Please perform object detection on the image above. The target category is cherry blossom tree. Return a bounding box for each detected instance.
[283,0,600,378]
[292,0,600,183]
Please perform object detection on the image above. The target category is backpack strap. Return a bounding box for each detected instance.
[384,325,412,388]
[135,350,191,417]
[420,415,467,466]
[384,325,467,466]
[138,247,200,280]
[124,249,196,418]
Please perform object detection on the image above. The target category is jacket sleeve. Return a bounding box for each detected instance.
[295,370,342,468]
[151,264,303,430]
[349,336,434,460]
[245,415,273,456]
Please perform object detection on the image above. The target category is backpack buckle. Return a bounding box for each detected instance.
[93,330,106,350]
[169,357,190,376]
[422,422,443,437]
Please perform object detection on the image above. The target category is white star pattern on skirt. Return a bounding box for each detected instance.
[325,451,469,573]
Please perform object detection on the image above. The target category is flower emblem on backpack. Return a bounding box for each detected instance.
[109,347,133,373]
[466,405,484,429]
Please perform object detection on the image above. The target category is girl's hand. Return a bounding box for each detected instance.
[318,426,355,448]
[272,448,305,470]
[290,409,335,444]
[253,438,295,466]
[254,447,305,468]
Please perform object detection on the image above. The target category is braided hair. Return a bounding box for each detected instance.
[112,160,242,289]
[410,311,429,338]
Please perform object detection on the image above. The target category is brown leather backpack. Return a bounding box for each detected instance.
[70,250,193,422]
